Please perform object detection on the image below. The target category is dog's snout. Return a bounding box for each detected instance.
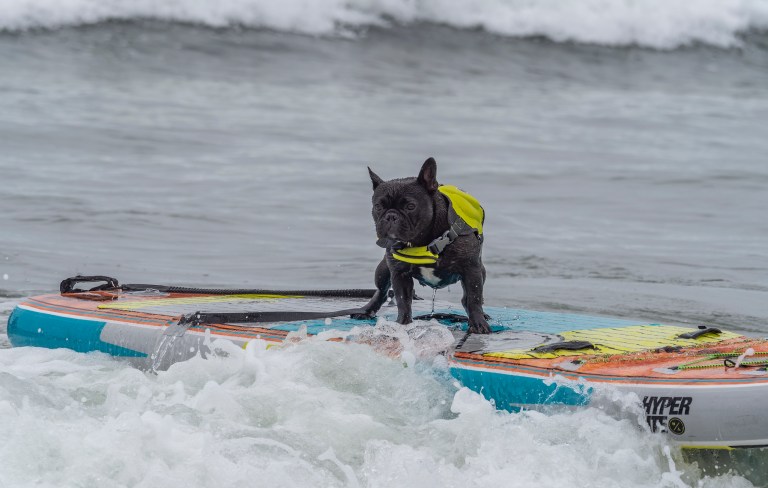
[378,211,403,239]
[384,212,399,223]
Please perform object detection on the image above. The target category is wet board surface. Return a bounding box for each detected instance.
[12,292,761,368]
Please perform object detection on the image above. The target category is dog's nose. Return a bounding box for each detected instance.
[384,212,399,223]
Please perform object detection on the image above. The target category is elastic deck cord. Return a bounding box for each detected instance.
[675,351,768,371]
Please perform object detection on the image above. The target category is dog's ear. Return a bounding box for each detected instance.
[368,166,384,190]
[417,157,438,193]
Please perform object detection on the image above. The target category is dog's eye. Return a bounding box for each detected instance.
[405,202,417,211]
[374,203,383,212]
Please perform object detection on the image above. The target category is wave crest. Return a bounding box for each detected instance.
[2,0,768,49]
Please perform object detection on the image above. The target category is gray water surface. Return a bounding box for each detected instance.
[1,21,768,487]
[1,24,767,333]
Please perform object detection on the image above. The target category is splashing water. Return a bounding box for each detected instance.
[0,310,760,487]
[149,318,195,372]
[343,317,456,363]
[149,333,179,372]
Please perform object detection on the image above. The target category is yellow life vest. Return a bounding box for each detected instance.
[391,185,484,266]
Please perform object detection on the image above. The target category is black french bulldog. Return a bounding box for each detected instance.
[355,157,492,334]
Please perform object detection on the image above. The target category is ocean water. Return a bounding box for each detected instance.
[1,1,768,486]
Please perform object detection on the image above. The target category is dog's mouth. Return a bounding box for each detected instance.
[376,218,416,248]
[388,233,412,246]
[376,236,413,249]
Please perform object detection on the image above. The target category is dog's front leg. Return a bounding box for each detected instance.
[461,267,491,334]
[390,265,414,324]
[352,257,391,319]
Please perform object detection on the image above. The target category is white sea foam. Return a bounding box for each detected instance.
[1,0,767,49]
[0,328,758,487]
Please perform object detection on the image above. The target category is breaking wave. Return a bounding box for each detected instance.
[2,0,768,49]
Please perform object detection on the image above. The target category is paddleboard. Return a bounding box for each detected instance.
[8,277,768,449]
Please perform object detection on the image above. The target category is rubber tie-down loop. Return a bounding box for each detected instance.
[60,275,120,294]
[532,340,596,354]
[677,327,722,340]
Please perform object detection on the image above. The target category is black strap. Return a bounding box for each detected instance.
[122,284,376,298]
[413,313,469,323]
[453,330,473,350]
[60,275,376,299]
[179,307,369,327]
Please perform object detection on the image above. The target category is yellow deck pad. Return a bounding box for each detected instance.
[484,325,742,360]
[98,294,296,311]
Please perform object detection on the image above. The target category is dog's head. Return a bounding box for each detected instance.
[368,157,439,248]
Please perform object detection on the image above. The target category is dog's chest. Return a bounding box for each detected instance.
[414,266,460,289]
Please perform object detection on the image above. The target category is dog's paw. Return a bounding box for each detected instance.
[350,311,376,320]
[483,313,492,321]
[468,319,492,334]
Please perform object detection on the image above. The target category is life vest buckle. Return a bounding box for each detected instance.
[427,227,458,255]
